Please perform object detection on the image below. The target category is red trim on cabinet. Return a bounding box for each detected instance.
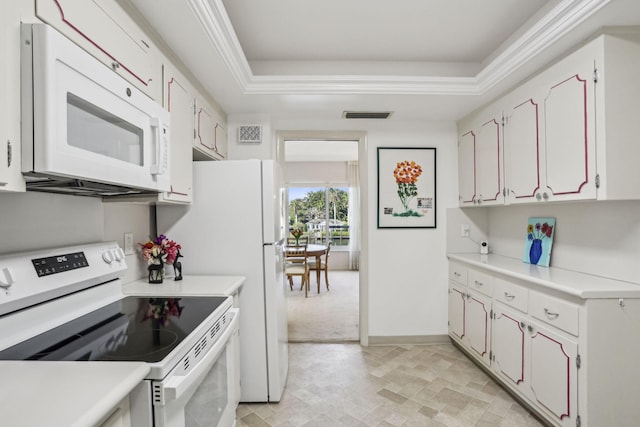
[461,131,477,204]
[512,99,541,199]
[480,119,501,201]
[168,186,189,196]
[197,108,215,150]
[166,78,175,112]
[531,331,571,420]
[470,296,489,357]
[499,312,526,384]
[546,75,589,196]
[52,0,148,86]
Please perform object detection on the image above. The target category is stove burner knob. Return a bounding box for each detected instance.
[113,248,125,262]
[102,251,114,264]
[0,267,15,289]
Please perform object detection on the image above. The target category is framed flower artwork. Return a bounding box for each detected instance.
[523,217,556,267]
[377,147,436,228]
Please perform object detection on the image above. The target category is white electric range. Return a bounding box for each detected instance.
[0,241,238,427]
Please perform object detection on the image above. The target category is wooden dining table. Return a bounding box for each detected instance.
[285,244,327,289]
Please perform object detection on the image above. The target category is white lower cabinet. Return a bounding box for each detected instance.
[492,303,578,427]
[448,255,640,427]
[448,283,491,366]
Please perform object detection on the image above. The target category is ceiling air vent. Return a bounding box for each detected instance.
[238,125,262,143]
[343,111,392,119]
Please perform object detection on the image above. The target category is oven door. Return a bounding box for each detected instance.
[153,308,239,427]
[22,24,170,193]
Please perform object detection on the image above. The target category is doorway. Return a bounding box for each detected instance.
[278,132,367,343]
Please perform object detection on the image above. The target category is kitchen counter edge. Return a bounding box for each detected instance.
[447,253,640,299]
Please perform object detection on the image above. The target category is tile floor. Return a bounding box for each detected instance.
[236,343,545,427]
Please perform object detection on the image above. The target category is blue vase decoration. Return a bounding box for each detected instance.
[529,239,543,265]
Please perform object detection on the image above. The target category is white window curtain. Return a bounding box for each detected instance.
[347,160,360,270]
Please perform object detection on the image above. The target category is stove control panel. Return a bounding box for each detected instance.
[32,252,88,277]
[0,242,127,316]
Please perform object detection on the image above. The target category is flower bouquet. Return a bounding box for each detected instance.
[290,223,304,244]
[139,235,181,283]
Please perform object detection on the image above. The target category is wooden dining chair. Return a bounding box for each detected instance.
[285,243,310,297]
[308,241,331,293]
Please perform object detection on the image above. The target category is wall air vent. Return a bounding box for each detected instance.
[343,111,393,119]
[238,125,262,143]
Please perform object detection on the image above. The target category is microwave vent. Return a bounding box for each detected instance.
[238,125,262,143]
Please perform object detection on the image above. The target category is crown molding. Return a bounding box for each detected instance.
[188,0,611,96]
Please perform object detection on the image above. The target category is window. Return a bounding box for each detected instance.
[288,186,350,246]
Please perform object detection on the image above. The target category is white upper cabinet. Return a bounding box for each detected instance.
[194,97,227,161]
[160,63,194,204]
[36,0,162,101]
[457,106,503,206]
[0,1,26,193]
[460,29,640,206]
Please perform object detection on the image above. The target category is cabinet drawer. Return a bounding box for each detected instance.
[468,269,492,297]
[494,278,528,313]
[449,262,468,285]
[530,292,579,336]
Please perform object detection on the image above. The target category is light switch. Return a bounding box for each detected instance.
[124,232,134,255]
[460,224,470,237]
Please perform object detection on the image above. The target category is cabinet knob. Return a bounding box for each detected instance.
[542,192,549,200]
[474,280,483,287]
[536,193,542,201]
[527,325,534,333]
[504,292,515,301]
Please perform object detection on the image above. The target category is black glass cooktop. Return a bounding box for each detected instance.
[0,296,227,363]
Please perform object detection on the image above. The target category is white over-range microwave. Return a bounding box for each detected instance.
[20,23,170,197]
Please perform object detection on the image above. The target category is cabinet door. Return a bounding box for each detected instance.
[194,97,225,161]
[504,98,540,203]
[0,0,9,187]
[492,304,526,388]
[539,58,597,202]
[458,131,476,206]
[448,284,466,341]
[0,0,25,192]
[475,118,503,205]
[36,0,162,101]
[529,322,578,427]
[161,64,193,203]
[465,290,492,365]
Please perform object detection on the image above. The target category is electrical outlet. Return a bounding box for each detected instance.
[461,224,470,237]
[124,232,134,255]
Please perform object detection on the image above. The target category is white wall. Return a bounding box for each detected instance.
[228,115,459,340]
[486,202,640,284]
[0,192,153,284]
[446,201,640,285]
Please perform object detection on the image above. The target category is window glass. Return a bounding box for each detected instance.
[288,187,350,246]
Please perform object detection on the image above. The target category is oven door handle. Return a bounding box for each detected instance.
[163,308,239,402]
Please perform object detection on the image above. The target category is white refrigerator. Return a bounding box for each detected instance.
[156,159,288,402]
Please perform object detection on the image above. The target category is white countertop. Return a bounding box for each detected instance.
[448,253,640,299]
[122,275,245,296]
[0,361,149,427]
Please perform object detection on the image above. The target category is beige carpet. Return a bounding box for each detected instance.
[286,270,359,342]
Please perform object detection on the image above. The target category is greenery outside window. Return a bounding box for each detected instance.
[288,186,350,246]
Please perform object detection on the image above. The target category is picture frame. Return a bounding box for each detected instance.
[377,147,437,228]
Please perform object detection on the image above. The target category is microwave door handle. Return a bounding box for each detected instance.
[162,309,239,402]
[149,117,167,176]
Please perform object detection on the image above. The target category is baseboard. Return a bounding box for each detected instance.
[367,334,450,346]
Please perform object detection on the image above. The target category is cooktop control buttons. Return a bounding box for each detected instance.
[102,251,114,264]
[0,267,15,289]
